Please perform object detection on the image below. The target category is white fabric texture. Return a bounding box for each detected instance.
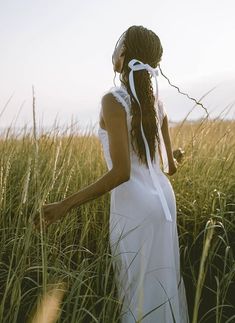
[98,85,189,323]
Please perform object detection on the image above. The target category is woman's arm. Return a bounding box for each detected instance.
[33,93,131,229]
[161,115,177,175]
[61,93,131,213]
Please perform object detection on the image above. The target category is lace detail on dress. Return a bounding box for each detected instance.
[109,86,131,114]
[109,85,167,127]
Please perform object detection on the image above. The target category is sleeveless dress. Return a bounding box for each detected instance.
[98,84,189,323]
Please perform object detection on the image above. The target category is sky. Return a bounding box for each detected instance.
[0,0,235,134]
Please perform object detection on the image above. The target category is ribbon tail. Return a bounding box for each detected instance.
[148,163,173,222]
[129,67,173,222]
[141,125,173,222]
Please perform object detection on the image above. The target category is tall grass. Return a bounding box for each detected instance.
[0,106,234,322]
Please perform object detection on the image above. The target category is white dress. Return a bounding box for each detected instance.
[98,84,189,323]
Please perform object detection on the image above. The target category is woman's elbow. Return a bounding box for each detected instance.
[112,167,130,183]
[122,173,130,182]
[118,171,130,182]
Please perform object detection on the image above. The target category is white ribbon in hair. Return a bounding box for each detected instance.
[128,58,172,222]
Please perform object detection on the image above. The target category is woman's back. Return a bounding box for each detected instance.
[98,86,189,323]
[98,84,166,174]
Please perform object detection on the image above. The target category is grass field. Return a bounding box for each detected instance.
[0,115,234,322]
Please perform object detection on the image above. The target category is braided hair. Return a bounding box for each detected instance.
[113,25,163,167]
[113,25,209,168]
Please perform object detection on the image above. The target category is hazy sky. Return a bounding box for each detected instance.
[1,0,235,132]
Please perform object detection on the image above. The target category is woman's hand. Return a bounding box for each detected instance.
[165,147,185,176]
[34,200,68,231]
[173,147,185,164]
[166,159,178,176]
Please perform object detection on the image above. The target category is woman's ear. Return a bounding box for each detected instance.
[118,50,125,70]
[120,44,126,57]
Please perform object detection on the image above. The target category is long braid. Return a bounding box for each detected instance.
[112,25,209,168]
[120,26,162,166]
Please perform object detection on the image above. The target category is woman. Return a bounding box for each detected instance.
[35,25,189,323]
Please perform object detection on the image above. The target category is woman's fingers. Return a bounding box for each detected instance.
[33,217,46,231]
[173,147,185,163]
[32,201,67,232]
[33,205,53,231]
